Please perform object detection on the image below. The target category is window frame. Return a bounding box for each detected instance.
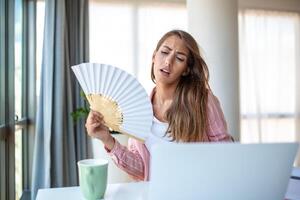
[20,0,36,198]
[0,0,16,199]
[0,0,36,199]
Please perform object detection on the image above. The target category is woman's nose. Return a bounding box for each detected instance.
[165,54,174,66]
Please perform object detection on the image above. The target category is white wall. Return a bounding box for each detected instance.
[187,0,240,140]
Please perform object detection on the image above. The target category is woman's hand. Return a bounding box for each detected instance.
[85,110,115,150]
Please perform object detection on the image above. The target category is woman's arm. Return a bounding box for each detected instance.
[85,110,146,180]
[105,138,146,181]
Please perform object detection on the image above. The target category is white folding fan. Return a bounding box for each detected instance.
[71,63,153,142]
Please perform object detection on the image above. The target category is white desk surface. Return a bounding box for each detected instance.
[36,182,149,200]
[37,178,300,200]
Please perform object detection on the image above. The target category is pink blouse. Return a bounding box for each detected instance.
[106,90,233,181]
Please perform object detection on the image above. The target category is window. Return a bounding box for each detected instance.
[0,0,39,199]
[239,10,300,145]
[89,0,187,93]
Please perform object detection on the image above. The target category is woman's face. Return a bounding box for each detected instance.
[152,35,189,86]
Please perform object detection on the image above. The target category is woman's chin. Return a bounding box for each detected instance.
[156,78,179,87]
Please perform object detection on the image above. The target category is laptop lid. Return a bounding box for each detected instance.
[148,142,299,200]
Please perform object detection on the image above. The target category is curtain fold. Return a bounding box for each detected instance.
[31,0,90,199]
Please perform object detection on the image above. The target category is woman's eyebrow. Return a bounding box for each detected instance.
[162,45,172,50]
[162,45,187,57]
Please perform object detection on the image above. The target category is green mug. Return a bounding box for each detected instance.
[77,159,108,200]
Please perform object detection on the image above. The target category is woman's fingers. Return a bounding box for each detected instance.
[88,110,105,123]
[90,122,101,128]
[85,110,109,139]
[87,111,95,123]
[94,114,104,123]
[92,110,104,119]
[87,110,106,124]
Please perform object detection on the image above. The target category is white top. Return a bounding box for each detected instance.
[145,117,171,151]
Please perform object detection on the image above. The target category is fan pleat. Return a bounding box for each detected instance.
[124,118,152,127]
[118,91,148,109]
[89,64,97,94]
[73,67,89,94]
[99,64,106,94]
[108,69,123,98]
[122,125,150,135]
[116,79,139,98]
[109,72,130,101]
[105,67,120,97]
[94,64,102,93]
[85,63,93,93]
[103,65,115,96]
[123,104,152,116]
[117,84,143,104]
[113,76,135,102]
[101,65,109,94]
[71,63,153,141]
[119,96,150,111]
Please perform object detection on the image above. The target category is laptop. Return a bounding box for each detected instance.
[148,142,299,200]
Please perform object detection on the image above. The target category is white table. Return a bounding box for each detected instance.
[36,182,149,200]
[37,178,300,200]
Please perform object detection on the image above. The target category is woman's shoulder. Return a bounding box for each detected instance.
[205,90,233,141]
[206,89,227,129]
[207,90,222,109]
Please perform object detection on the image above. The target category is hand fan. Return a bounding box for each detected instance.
[72,63,153,142]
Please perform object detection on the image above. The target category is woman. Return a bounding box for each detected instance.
[85,30,233,181]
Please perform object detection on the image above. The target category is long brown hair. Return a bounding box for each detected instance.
[151,30,210,142]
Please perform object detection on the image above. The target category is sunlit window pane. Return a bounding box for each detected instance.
[239,10,299,143]
[15,128,23,200]
[15,0,22,119]
[89,3,134,74]
[89,1,187,93]
[241,118,295,143]
[14,0,23,198]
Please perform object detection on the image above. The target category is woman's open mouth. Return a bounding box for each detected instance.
[160,69,170,76]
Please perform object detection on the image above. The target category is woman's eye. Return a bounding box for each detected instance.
[176,57,184,62]
[161,51,168,54]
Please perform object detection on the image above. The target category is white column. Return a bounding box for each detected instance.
[187,0,240,140]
